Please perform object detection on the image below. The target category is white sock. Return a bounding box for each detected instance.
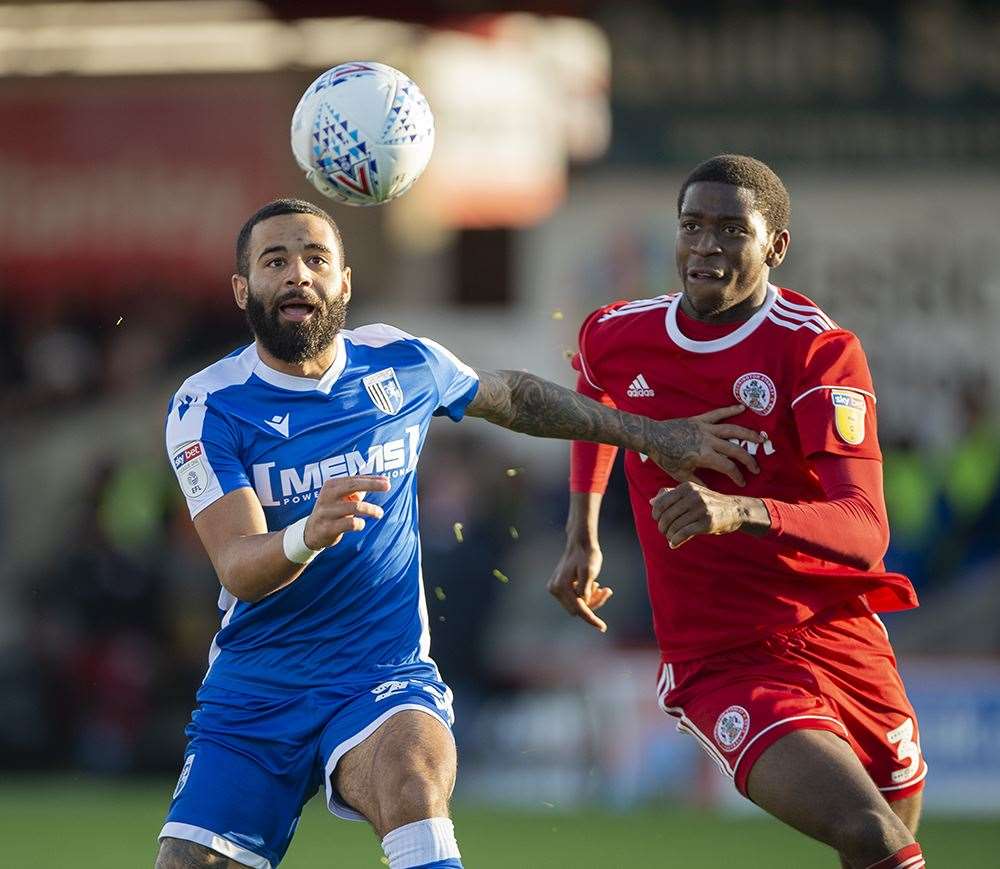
[381,817,461,869]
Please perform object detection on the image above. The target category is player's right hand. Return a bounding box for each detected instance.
[547,540,612,633]
[649,404,763,487]
[303,476,391,549]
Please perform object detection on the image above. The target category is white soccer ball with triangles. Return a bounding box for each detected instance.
[291,61,435,207]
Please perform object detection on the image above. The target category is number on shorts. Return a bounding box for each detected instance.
[886,717,920,784]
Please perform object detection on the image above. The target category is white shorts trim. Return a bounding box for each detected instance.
[656,664,670,698]
[732,714,849,783]
[674,715,734,777]
[871,612,890,641]
[323,704,454,822]
[878,761,929,793]
[159,821,271,869]
[657,663,735,777]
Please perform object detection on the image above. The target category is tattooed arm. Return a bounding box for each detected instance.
[466,369,761,486]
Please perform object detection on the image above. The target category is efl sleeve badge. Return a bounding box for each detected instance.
[831,389,866,445]
[172,441,210,498]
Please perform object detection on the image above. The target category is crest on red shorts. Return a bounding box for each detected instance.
[714,705,750,752]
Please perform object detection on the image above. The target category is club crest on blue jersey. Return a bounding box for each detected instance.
[363,367,404,415]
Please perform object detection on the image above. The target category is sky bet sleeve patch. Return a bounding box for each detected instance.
[831,389,866,445]
[172,441,211,499]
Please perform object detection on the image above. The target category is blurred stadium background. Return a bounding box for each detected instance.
[2,1,999,865]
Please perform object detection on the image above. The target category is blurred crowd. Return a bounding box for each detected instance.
[1,295,998,776]
[882,378,1000,590]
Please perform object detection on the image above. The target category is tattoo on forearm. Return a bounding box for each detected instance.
[468,370,703,466]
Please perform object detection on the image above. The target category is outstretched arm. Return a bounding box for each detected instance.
[466,369,762,486]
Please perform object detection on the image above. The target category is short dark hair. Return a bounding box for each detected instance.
[677,154,790,234]
[235,198,345,276]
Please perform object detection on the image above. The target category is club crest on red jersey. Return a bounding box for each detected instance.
[733,372,777,416]
[714,705,750,752]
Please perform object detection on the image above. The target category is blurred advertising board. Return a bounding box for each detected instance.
[900,658,1000,814]
[605,2,1000,166]
[0,13,610,301]
[0,76,299,298]
[398,15,609,231]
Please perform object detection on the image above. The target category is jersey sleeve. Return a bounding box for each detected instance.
[569,372,619,494]
[791,330,881,461]
[760,453,890,570]
[165,391,249,518]
[415,336,481,422]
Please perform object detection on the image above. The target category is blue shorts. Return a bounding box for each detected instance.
[158,665,454,869]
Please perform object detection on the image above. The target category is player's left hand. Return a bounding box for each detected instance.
[649,481,751,549]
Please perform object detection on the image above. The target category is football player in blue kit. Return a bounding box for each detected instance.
[156,199,761,869]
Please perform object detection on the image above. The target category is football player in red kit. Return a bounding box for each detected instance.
[550,155,927,869]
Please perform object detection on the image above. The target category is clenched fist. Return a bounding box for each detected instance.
[649,480,771,549]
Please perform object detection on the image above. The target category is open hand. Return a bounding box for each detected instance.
[644,404,762,487]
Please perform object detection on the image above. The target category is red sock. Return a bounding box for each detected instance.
[865,843,924,869]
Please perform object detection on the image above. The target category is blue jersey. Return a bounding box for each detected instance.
[164,324,479,697]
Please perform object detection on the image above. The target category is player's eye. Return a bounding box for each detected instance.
[681,221,699,232]
[266,258,285,268]
[724,225,746,235]
[309,256,328,266]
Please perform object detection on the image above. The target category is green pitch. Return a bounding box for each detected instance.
[1,778,994,867]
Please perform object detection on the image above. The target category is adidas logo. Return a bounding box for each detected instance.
[627,374,655,398]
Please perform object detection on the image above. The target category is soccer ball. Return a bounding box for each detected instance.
[291,61,435,207]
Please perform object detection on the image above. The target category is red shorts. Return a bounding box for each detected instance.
[656,600,927,802]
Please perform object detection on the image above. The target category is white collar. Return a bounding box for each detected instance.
[665,284,777,353]
[252,333,347,394]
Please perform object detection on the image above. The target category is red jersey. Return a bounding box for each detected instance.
[575,285,917,662]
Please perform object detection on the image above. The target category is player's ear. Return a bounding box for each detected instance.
[232,274,249,310]
[766,229,790,269]
[340,265,352,303]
